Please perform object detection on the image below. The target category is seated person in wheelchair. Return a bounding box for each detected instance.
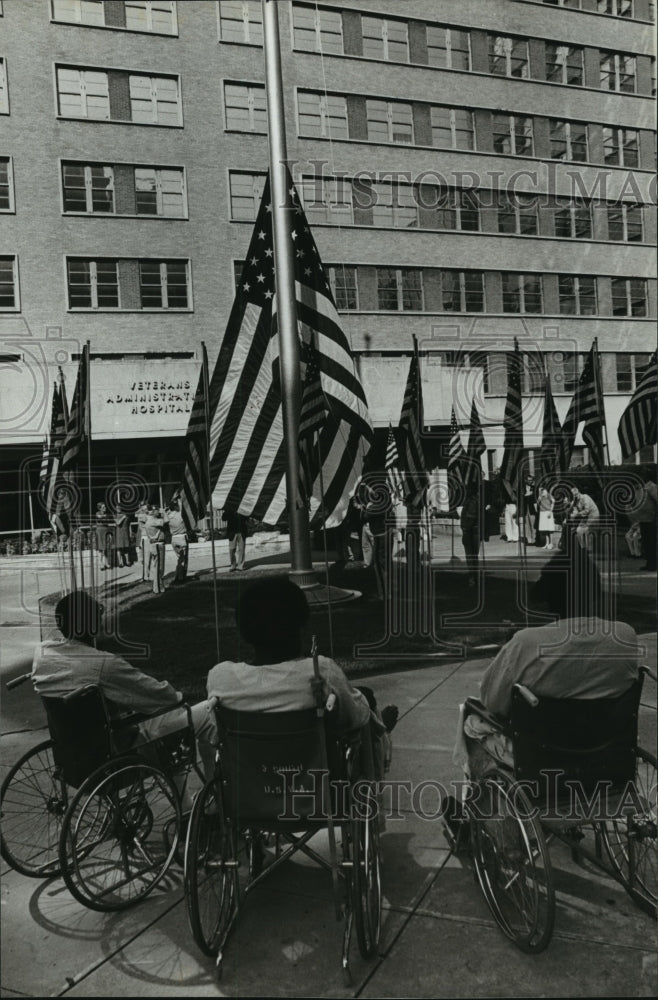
[460,545,640,782]
[207,578,397,778]
[32,590,218,787]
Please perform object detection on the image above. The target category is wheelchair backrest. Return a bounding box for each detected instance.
[510,675,643,801]
[41,686,114,788]
[214,705,349,827]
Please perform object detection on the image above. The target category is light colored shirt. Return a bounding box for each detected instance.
[145,512,165,543]
[32,638,181,715]
[165,509,186,538]
[570,493,599,524]
[207,655,370,732]
[480,618,640,718]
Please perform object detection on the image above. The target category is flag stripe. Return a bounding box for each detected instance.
[618,352,657,459]
[499,346,523,500]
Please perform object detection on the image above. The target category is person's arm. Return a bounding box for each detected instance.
[99,652,182,714]
[479,636,523,718]
[320,657,371,731]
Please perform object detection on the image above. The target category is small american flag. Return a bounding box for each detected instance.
[385,423,405,501]
[560,342,605,470]
[464,398,486,485]
[448,405,465,481]
[398,342,428,507]
[618,351,656,460]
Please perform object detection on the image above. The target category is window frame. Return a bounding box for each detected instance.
[361,14,409,63]
[297,90,349,139]
[55,65,110,120]
[545,43,584,85]
[66,257,120,310]
[610,277,648,316]
[615,351,651,393]
[548,119,589,162]
[124,1,178,35]
[128,73,182,126]
[607,202,644,242]
[440,269,486,312]
[365,98,414,145]
[61,162,116,215]
[602,126,640,167]
[0,156,14,212]
[553,198,592,239]
[228,170,267,221]
[327,264,358,310]
[0,254,19,311]
[488,34,530,79]
[497,193,539,235]
[557,274,598,315]
[502,272,544,314]
[426,25,471,71]
[134,166,187,218]
[138,259,191,310]
[50,0,105,26]
[300,175,354,226]
[376,267,424,311]
[218,0,263,46]
[600,50,637,92]
[292,3,343,54]
[492,113,534,157]
[429,105,475,150]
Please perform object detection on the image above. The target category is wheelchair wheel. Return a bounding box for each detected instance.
[60,759,180,912]
[469,769,555,953]
[0,740,69,878]
[351,783,382,958]
[184,778,238,958]
[600,747,657,918]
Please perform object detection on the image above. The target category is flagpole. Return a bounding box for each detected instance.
[85,342,95,595]
[594,337,611,468]
[201,343,221,664]
[262,0,317,590]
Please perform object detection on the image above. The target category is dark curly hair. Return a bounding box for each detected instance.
[235,577,309,649]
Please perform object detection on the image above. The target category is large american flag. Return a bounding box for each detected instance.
[181,344,211,535]
[398,344,428,507]
[560,342,605,471]
[298,335,326,507]
[181,170,372,529]
[61,344,90,471]
[618,351,657,460]
[464,398,486,485]
[539,372,562,478]
[498,341,524,502]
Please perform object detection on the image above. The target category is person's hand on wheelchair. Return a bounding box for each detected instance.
[310,676,337,714]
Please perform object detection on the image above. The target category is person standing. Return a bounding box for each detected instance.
[114,506,132,567]
[536,486,556,550]
[460,480,482,588]
[503,502,519,543]
[145,505,166,593]
[95,502,112,571]
[521,474,537,545]
[165,498,189,584]
[135,502,150,582]
[364,489,395,599]
[568,486,600,551]
[224,507,249,572]
[633,470,657,572]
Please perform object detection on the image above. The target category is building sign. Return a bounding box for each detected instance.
[91,360,200,437]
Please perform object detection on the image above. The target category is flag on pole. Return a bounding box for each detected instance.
[464,398,486,485]
[448,406,465,479]
[398,341,429,507]
[298,335,327,504]
[61,344,90,471]
[181,344,211,535]
[40,379,69,531]
[539,373,561,478]
[40,383,59,486]
[385,423,405,501]
[189,170,371,528]
[559,343,605,471]
[498,340,524,501]
[618,351,657,460]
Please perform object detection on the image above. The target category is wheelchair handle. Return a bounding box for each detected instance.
[514,683,539,707]
[641,665,657,684]
[6,673,31,691]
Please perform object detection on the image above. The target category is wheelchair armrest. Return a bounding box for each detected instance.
[464,696,511,735]
[110,698,189,731]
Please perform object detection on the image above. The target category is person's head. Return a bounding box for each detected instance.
[539,486,548,498]
[167,499,178,512]
[55,591,103,642]
[97,502,106,513]
[531,546,602,620]
[236,578,309,662]
[570,485,580,500]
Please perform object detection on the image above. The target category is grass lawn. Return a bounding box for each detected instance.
[40,554,657,704]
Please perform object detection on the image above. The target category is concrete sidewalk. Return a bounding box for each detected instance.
[1,548,656,998]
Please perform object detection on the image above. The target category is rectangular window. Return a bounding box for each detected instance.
[497,193,539,235]
[441,270,485,312]
[328,265,358,310]
[428,188,480,231]
[492,114,534,156]
[602,126,639,167]
[229,171,267,220]
[0,157,14,211]
[607,202,643,241]
[600,51,636,92]
[430,106,475,149]
[224,82,267,132]
[62,163,114,213]
[549,120,588,161]
[545,44,584,85]
[297,91,348,138]
[366,99,413,144]
[139,260,189,308]
[376,268,423,311]
[300,176,353,225]
[488,35,529,78]
[554,198,592,238]
[362,16,409,62]
[615,352,650,392]
[56,67,109,119]
[219,0,263,44]
[134,167,185,217]
[292,4,342,54]
[558,275,598,314]
[124,1,176,34]
[611,278,647,316]
[0,255,18,309]
[502,273,543,313]
[67,258,119,309]
[368,182,418,228]
[426,26,471,71]
[51,0,104,25]
[598,0,634,15]
[129,74,181,126]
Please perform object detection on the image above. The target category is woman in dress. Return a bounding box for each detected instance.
[536,486,555,550]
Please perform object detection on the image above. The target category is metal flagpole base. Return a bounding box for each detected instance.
[288,569,360,606]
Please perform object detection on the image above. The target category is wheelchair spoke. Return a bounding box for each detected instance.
[1,741,68,877]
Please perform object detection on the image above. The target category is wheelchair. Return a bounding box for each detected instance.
[183,700,383,983]
[1,676,202,911]
[456,666,656,953]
